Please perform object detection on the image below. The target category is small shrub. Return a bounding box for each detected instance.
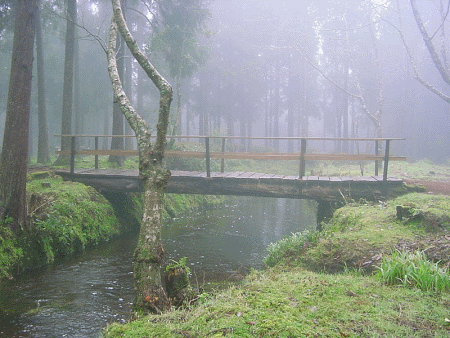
[377,250,450,292]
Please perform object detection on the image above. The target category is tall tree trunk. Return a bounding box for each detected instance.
[109,0,126,166]
[0,0,37,231]
[273,63,280,151]
[35,2,50,164]
[54,0,76,165]
[108,0,173,314]
[287,64,295,153]
[74,30,82,150]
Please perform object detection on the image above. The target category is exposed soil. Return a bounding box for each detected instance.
[405,179,450,196]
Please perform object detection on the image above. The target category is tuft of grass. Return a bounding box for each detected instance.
[263,231,316,268]
[377,250,450,292]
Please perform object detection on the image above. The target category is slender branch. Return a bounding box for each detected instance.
[45,8,107,53]
[430,0,450,41]
[283,15,381,132]
[107,19,150,142]
[410,0,450,86]
[387,1,450,104]
[111,0,172,160]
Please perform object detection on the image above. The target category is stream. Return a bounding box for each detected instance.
[0,196,317,337]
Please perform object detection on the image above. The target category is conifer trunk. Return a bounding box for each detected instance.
[0,0,37,231]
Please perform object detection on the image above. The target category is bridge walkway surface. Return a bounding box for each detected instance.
[54,135,407,202]
[55,168,405,202]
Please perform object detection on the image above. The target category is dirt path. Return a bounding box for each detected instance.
[405,180,450,196]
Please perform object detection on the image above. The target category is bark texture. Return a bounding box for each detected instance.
[107,0,173,314]
[55,0,76,164]
[35,2,50,164]
[0,0,37,231]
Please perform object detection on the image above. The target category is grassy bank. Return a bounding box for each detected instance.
[103,188,450,337]
[0,171,123,280]
[0,170,221,282]
[104,266,450,337]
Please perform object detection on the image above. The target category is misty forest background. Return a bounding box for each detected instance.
[0,0,448,164]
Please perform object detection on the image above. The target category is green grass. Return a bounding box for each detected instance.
[103,267,450,337]
[263,230,317,268]
[377,250,450,292]
[26,172,122,263]
[265,193,450,274]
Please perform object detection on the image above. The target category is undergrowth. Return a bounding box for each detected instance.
[377,250,450,292]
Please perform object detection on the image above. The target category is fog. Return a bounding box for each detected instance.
[0,0,449,162]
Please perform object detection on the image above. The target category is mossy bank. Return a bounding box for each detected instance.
[0,171,220,282]
[104,192,450,337]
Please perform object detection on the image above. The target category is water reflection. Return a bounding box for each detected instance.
[0,196,316,337]
[0,236,137,338]
[163,197,317,281]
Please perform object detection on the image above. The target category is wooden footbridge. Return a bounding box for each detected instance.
[55,135,407,203]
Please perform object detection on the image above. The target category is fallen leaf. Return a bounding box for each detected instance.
[236,311,242,317]
[246,321,256,325]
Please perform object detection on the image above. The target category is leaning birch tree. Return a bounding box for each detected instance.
[107,0,173,314]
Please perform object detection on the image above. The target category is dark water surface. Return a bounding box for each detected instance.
[0,197,316,337]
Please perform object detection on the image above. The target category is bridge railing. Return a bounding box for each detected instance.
[55,135,405,181]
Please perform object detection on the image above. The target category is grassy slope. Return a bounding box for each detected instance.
[104,267,450,337]
[0,172,123,280]
[103,161,450,337]
[0,169,221,281]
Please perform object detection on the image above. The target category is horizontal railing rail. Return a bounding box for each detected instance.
[55,135,406,181]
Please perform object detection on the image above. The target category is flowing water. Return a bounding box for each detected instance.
[0,196,316,337]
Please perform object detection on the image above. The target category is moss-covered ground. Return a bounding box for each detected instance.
[0,169,221,282]
[103,161,450,337]
[0,171,123,280]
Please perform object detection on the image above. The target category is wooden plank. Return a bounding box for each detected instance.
[351,176,377,182]
[250,172,268,179]
[235,172,257,179]
[303,176,319,181]
[209,172,227,178]
[223,172,244,179]
[257,173,276,179]
[283,175,298,181]
[55,149,406,162]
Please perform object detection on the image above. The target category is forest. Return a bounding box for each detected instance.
[1,0,450,329]
[0,0,449,164]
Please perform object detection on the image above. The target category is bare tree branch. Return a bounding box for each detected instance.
[410,0,450,86]
[388,0,450,104]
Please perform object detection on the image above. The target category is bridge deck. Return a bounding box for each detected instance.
[55,169,405,201]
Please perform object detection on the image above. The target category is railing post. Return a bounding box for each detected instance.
[383,139,390,182]
[70,136,76,175]
[205,137,211,178]
[375,140,379,176]
[95,136,99,170]
[220,137,226,173]
[299,138,306,179]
